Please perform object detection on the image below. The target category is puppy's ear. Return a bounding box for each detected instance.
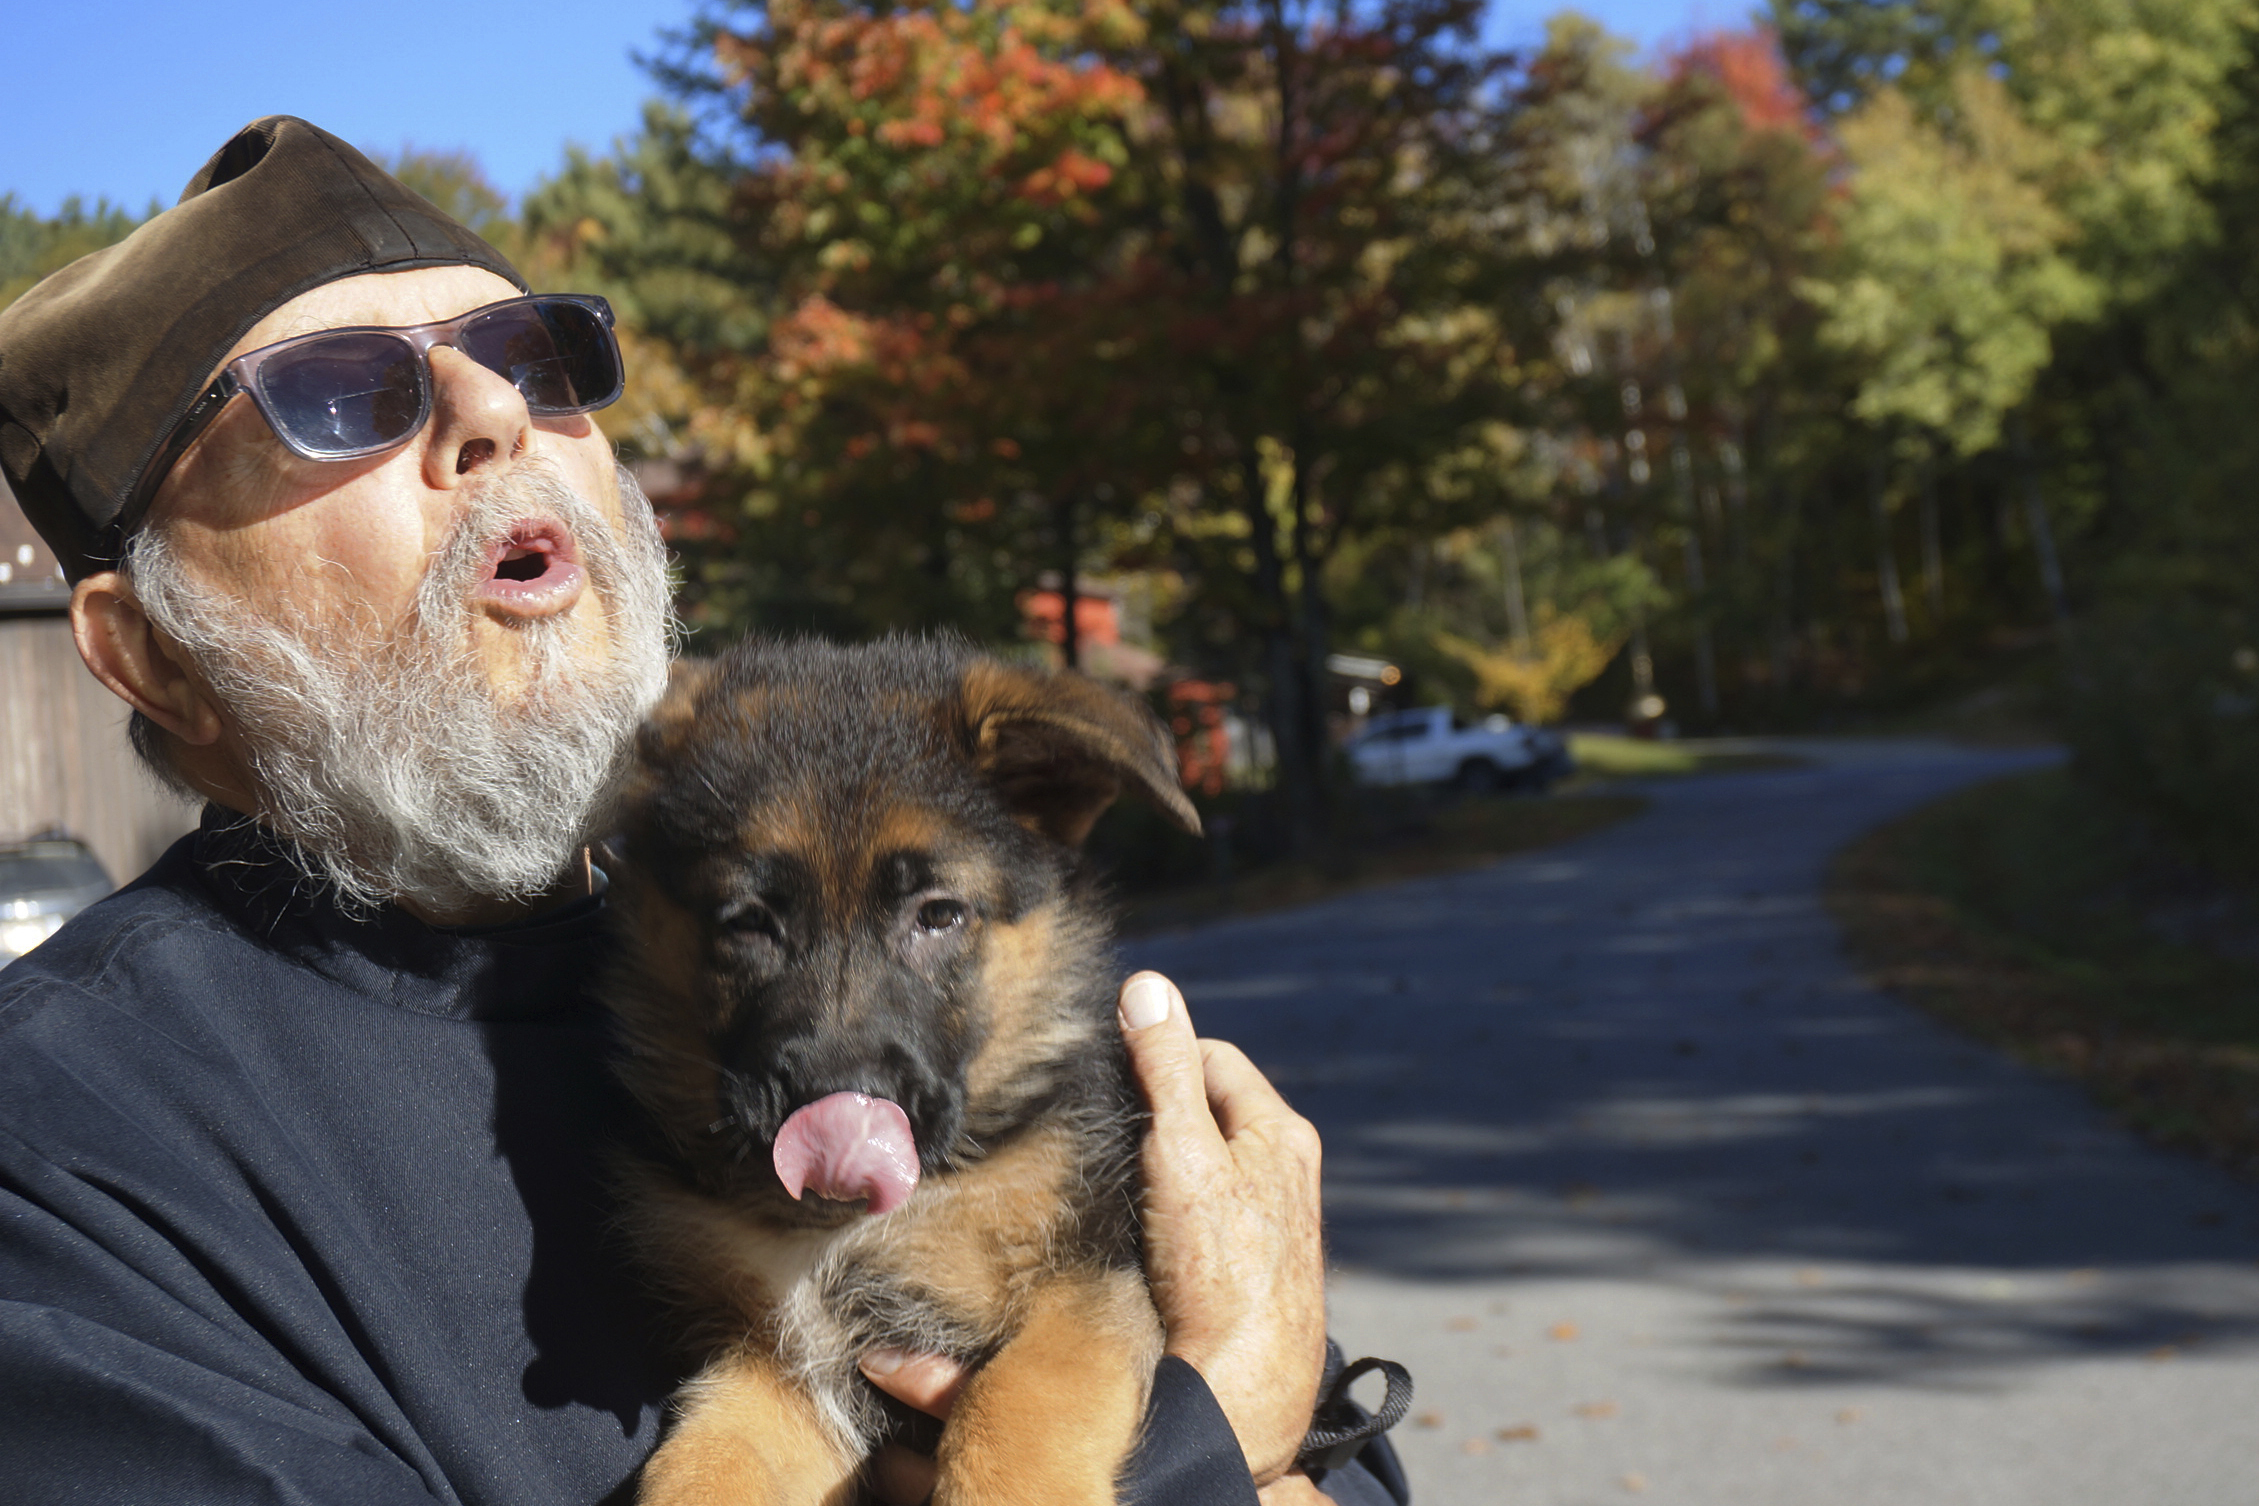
[958,660,1202,847]
[639,657,718,762]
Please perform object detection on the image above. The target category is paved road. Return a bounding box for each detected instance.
[1127,741,2259,1506]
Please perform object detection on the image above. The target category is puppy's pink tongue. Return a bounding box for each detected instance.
[772,1093,920,1215]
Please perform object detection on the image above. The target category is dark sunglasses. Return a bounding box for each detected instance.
[134,293,624,513]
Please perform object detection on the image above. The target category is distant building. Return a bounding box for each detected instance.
[1017,575,1165,689]
[0,477,195,886]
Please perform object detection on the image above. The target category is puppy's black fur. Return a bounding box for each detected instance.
[606,634,1200,1505]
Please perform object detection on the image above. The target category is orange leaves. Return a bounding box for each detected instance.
[714,1,1153,488]
[768,294,967,462]
[746,0,1142,173]
[771,295,874,377]
[773,296,957,386]
[1018,148,1115,205]
[879,113,949,150]
[875,29,1139,162]
[840,420,942,456]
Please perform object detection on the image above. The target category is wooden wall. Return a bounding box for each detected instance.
[0,615,197,885]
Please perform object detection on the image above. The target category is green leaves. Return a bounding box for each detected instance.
[0,195,147,311]
[1800,68,2101,454]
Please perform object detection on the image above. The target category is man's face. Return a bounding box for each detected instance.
[127,263,674,918]
[155,264,632,699]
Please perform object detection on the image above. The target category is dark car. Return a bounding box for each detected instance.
[0,836,112,966]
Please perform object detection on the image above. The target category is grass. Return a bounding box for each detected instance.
[1836,679,2060,747]
[1117,791,1645,935]
[1566,733,1807,780]
[1829,767,2259,1175]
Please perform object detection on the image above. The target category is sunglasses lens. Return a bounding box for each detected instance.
[257,333,425,456]
[460,299,621,414]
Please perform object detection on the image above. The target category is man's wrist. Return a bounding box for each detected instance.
[1123,1355,1262,1506]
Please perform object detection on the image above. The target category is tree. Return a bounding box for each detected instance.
[1798,68,2099,457]
[373,149,513,244]
[0,195,147,310]
[536,0,1528,846]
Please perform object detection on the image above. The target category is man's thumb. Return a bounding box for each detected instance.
[1118,971,1211,1135]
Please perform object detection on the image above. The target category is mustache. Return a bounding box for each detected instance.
[415,460,638,645]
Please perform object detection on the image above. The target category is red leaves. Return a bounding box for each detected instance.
[771,295,874,375]
[1018,148,1114,205]
[880,114,948,150]
[750,0,1142,169]
[1668,27,1820,142]
[675,0,1518,614]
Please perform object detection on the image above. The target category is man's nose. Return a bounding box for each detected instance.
[420,343,532,486]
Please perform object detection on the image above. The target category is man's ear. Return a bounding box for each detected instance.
[70,571,224,746]
[957,659,1202,848]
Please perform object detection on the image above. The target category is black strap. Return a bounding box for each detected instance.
[1296,1342,1415,1474]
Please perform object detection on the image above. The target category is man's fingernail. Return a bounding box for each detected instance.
[1121,975,1173,1031]
[862,1348,909,1378]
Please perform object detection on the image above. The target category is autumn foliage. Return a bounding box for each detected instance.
[516,0,2259,859]
[1669,27,1817,141]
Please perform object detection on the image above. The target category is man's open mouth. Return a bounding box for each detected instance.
[476,519,587,617]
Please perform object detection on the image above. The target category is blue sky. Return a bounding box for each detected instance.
[3,0,1754,217]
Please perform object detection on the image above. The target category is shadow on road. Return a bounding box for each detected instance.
[1126,744,2259,1391]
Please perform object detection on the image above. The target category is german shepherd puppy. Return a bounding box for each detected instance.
[606,635,1203,1506]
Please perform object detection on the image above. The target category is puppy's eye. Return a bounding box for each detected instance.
[718,899,784,942]
[915,898,967,934]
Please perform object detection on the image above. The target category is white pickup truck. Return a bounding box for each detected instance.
[1344,706,1571,791]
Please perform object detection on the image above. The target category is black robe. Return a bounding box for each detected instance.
[0,812,1401,1504]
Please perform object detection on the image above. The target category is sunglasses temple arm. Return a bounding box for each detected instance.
[119,374,242,542]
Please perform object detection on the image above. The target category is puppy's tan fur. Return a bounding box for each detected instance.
[606,636,1202,1505]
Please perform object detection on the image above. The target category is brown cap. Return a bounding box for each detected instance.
[0,116,526,581]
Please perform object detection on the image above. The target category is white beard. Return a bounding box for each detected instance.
[126,460,675,917]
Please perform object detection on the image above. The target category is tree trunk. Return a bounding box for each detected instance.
[2010,415,2074,635]
[1285,438,1334,811]
[1772,484,1800,698]
[1723,427,1750,572]
[1673,436,1718,721]
[1499,515,1531,653]
[1261,0,1325,845]
[1627,526,1656,717]
[1683,526,1719,721]
[1869,450,1909,645]
[1055,493,1080,672]
[1919,460,1944,618]
[1239,451,1318,850]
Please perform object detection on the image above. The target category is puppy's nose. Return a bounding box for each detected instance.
[768,1036,920,1116]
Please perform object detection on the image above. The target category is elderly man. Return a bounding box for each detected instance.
[0,118,1405,1505]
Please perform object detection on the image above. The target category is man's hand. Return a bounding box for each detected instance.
[859,970,1329,1500]
[1259,1472,1333,1505]
[1119,970,1328,1486]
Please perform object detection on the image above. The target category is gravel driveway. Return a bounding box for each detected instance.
[1127,740,2259,1506]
